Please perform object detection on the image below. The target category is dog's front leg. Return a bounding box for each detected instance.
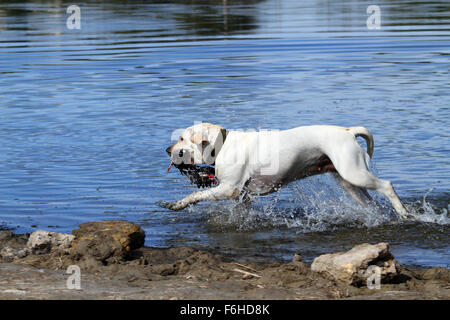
[163,184,240,211]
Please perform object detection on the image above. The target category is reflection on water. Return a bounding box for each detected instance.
[0,0,449,267]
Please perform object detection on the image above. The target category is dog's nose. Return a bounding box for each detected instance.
[178,149,184,157]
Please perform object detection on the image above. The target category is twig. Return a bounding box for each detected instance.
[233,262,259,273]
[232,268,261,278]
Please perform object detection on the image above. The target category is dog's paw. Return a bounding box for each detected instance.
[168,201,188,211]
[156,200,187,211]
[156,200,170,208]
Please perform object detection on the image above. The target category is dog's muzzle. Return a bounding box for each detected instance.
[166,148,191,172]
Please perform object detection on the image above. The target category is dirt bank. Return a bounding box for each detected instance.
[0,230,449,300]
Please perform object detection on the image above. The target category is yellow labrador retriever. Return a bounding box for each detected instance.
[162,122,409,219]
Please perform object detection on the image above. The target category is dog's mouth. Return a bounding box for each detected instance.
[168,160,218,188]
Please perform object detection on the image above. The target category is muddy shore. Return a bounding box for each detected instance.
[0,227,449,300]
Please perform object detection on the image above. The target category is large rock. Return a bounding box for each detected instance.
[27,230,75,254]
[311,243,399,286]
[70,220,145,263]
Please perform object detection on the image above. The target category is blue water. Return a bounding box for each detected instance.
[0,0,449,267]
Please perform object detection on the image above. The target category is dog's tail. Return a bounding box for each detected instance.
[348,126,374,158]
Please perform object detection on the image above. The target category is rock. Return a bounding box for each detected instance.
[70,220,145,263]
[27,231,75,254]
[0,246,30,262]
[311,243,399,286]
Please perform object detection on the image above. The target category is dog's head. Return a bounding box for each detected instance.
[166,123,226,170]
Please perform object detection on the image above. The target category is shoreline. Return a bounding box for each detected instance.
[0,222,449,300]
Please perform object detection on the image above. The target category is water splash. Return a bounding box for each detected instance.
[206,174,449,232]
[404,188,450,225]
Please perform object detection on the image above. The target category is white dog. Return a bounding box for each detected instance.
[163,122,409,219]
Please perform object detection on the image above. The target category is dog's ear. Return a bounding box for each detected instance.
[219,128,227,144]
[211,126,226,146]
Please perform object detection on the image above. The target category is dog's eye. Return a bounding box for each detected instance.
[180,137,183,141]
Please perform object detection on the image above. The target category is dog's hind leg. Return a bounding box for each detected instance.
[329,143,409,219]
[334,173,372,207]
[333,166,409,219]
[337,170,408,219]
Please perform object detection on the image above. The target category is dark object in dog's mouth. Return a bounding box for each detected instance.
[168,162,218,188]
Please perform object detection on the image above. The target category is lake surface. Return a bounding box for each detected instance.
[0,0,449,267]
